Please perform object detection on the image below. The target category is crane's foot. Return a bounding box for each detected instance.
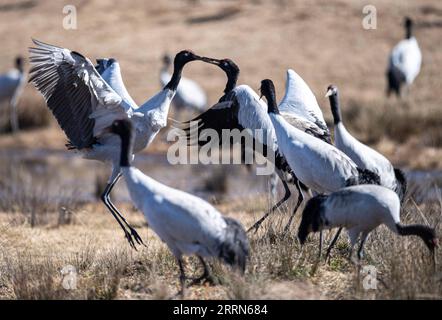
[247,217,266,234]
[124,231,138,250]
[187,272,215,287]
[282,225,290,237]
[128,225,146,247]
[325,250,333,265]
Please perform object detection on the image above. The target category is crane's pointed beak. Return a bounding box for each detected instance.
[325,88,334,98]
[200,56,220,65]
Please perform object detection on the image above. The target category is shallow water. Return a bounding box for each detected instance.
[0,147,273,204]
[1,147,441,205]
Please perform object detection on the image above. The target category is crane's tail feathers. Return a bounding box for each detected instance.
[393,168,407,203]
[386,68,405,97]
[346,168,381,186]
[219,217,249,273]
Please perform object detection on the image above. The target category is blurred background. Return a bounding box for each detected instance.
[1,0,442,198]
[1,0,442,220]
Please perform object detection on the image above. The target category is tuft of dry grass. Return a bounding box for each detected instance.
[0,159,81,227]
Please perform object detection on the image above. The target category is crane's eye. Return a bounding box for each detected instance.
[223,62,228,67]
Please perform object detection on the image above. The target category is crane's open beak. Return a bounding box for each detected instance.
[200,56,221,65]
[325,88,334,98]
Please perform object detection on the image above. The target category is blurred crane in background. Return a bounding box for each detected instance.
[0,56,26,132]
[387,17,422,97]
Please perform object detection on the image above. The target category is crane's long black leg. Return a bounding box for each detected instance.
[10,102,19,133]
[104,173,145,246]
[101,184,135,249]
[325,227,343,264]
[357,234,368,261]
[318,231,323,259]
[188,256,214,287]
[101,173,144,248]
[282,179,304,235]
[247,179,291,233]
[178,259,186,298]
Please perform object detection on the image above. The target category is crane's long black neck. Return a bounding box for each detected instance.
[298,195,328,244]
[119,131,134,168]
[16,60,23,73]
[396,223,435,251]
[265,89,279,114]
[165,61,185,91]
[329,93,342,124]
[224,71,238,95]
[405,24,413,39]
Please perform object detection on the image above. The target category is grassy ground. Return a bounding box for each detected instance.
[0,194,441,300]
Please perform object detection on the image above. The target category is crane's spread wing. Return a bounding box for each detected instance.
[181,92,239,146]
[278,69,330,142]
[95,58,138,110]
[29,39,130,149]
[182,85,277,152]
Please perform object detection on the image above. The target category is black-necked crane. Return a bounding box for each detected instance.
[298,185,438,265]
[387,17,422,97]
[324,84,408,258]
[105,119,249,297]
[184,58,331,233]
[0,56,26,132]
[326,84,407,200]
[28,39,206,248]
[183,58,302,234]
[260,79,381,237]
[160,53,207,118]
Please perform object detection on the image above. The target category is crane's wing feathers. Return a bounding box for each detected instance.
[95,58,138,110]
[29,39,129,150]
[281,111,331,144]
[182,85,278,153]
[278,69,330,143]
[182,96,239,146]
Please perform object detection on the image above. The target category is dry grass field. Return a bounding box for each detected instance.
[1,0,442,300]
